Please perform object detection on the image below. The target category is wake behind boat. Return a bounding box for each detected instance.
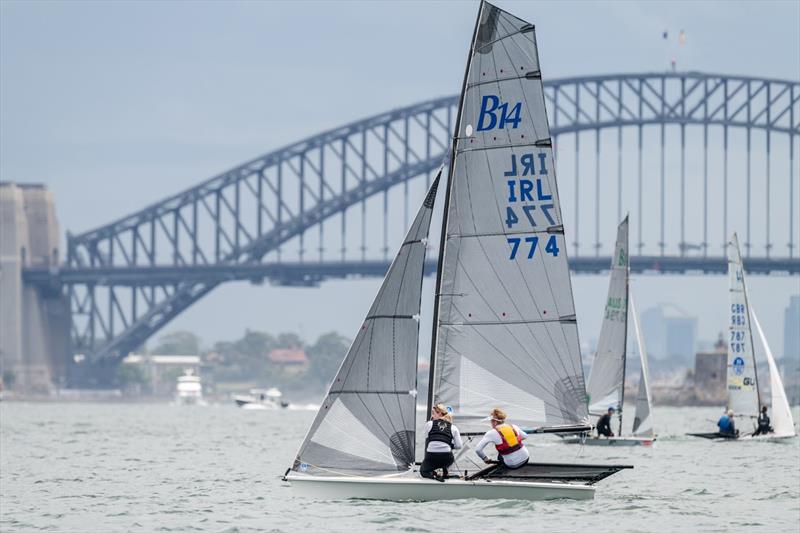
[283,1,631,502]
[688,234,796,442]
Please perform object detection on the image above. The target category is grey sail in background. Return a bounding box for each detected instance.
[630,290,654,437]
[586,217,629,417]
[430,2,588,434]
[726,233,760,417]
[291,173,440,476]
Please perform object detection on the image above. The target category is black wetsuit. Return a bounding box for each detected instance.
[597,414,614,437]
[753,412,773,436]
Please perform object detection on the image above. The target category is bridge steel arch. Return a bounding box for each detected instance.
[58,72,799,366]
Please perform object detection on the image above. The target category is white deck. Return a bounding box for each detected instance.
[284,473,595,501]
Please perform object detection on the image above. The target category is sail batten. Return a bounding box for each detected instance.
[430,1,588,433]
[291,173,441,477]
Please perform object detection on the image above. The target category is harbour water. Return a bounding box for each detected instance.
[1,402,798,532]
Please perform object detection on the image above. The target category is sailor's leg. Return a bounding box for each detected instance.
[420,452,436,478]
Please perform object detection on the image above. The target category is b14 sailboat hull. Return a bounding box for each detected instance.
[284,473,595,501]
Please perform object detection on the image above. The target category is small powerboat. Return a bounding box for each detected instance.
[233,388,288,409]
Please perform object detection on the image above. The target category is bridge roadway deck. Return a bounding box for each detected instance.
[24,256,799,287]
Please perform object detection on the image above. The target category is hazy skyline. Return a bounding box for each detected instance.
[2,0,799,354]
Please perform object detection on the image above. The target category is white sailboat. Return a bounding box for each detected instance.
[564,217,655,446]
[688,233,796,441]
[283,1,631,501]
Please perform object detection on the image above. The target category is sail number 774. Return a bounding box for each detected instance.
[507,235,560,259]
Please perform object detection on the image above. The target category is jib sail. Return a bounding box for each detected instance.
[291,173,440,476]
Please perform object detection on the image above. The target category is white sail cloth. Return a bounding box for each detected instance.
[751,310,796,437]
[291,174,440,476]
[586,217,629,416]
[431,3,588,433]
[726,234,761,417]
[630,290,654,437]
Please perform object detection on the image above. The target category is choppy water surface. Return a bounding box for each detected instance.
[1,403,798,532]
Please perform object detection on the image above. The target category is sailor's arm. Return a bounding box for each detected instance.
[451,427,464,450]
[474,435,492,461]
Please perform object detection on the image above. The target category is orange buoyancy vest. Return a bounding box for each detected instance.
[494,424,523,455]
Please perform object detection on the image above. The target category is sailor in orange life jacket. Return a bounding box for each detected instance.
[474,408,530,469]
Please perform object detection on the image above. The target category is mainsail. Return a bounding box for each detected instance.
[751,308,796,437]
[630,290,654,437]
[586,217,629,418]
[291,174,440,476]
[726,233,761,417]
[430,2,588,433]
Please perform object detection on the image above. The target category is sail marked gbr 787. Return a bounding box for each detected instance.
[431,3,587,434]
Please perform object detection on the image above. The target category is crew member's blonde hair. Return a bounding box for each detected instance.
[490,407,507,423]
[433,403,453,422]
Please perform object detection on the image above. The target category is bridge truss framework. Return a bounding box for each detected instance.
[21,72,798,366]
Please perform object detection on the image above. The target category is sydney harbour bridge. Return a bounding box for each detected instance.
[21,71,800,379]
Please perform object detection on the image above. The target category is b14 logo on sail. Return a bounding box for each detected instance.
[477,95,522,131]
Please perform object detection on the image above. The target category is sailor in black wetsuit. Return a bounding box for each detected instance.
[753,405,773,436]
[596,407,615,438]
[420,404,463,481]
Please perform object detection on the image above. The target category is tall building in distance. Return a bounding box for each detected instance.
[784,295,800,361]
[641,304,698,366]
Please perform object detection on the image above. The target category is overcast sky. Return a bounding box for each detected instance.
[2,0,798,356]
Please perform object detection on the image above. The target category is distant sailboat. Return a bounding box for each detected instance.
[282,1,631,501]
[563,217,655,446]
[688,234,796,441]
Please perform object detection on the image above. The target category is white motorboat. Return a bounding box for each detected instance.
[564,218,656,446]
[233,388,288,409]
[688,234,796,441]
[283,1,631,502]
[175,370,205,406]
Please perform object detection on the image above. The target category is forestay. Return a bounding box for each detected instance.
[291,174,440,476]
[630,290,654,437]
[726,234,760,418]
[586,217,629,416]
[430,2,588,434]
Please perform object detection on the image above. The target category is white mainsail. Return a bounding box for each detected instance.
[429,2,588,434]
[751,310,796,437]
[586,217,629,418]
[290,174,440,476]
[726,234,761,418]
[630,290,654,438]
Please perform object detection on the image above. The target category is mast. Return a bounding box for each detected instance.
[738,244,761,410]
[619,215,630,436]
[426,0,485,420]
